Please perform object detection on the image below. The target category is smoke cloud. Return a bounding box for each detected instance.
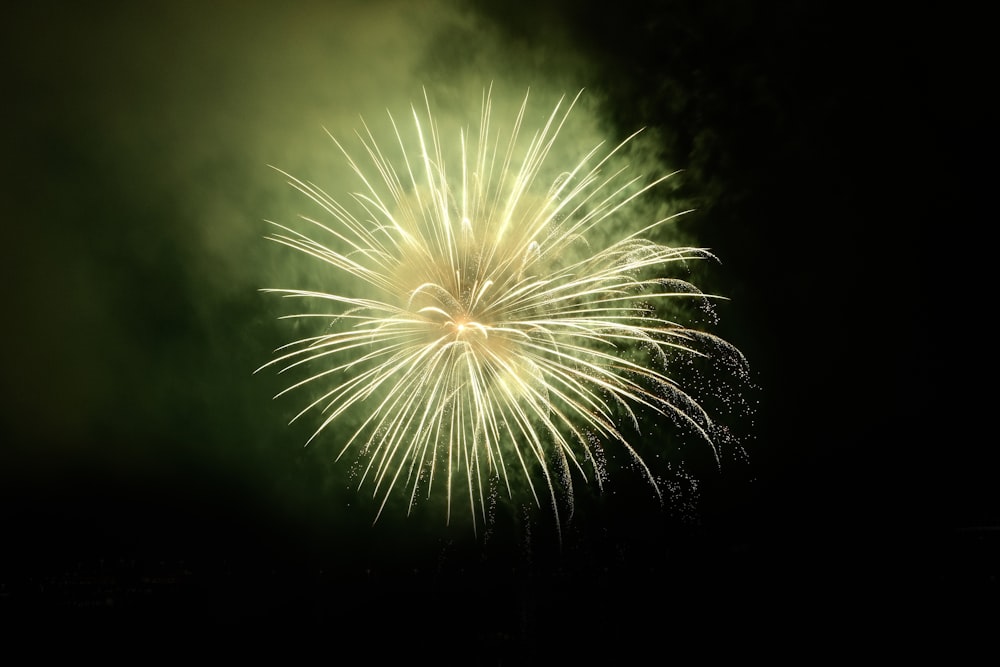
[3,1,696,534]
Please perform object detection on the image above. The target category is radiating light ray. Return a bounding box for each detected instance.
[257,87,749,533]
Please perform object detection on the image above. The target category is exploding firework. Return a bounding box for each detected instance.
[258,88,748,532]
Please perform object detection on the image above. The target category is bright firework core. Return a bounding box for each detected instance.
[258,88,749,533]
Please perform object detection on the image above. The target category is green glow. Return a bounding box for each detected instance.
[258,89,747,532]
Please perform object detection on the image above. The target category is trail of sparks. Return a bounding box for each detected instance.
[258,88,746,532]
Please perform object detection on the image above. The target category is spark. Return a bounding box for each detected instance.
[257,87,748,533]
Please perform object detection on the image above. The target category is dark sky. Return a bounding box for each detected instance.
[1,0,988,654]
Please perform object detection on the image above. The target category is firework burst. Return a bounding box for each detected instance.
[258,88,747,532]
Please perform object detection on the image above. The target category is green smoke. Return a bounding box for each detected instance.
[1,0,722,542]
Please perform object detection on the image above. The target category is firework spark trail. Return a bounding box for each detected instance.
[257,87,748,532]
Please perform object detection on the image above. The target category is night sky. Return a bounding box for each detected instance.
[1,0,989,656]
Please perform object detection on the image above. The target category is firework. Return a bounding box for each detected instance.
[258,88,746,532]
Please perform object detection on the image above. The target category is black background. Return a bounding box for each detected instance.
[1,0,991,658]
